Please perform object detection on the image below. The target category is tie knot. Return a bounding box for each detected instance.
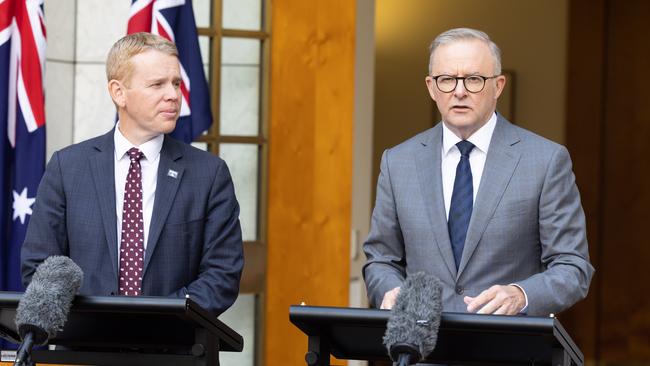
[127,147,144,162]
[456,140,475,158]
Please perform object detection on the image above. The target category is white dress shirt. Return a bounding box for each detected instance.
[441,113,497,219]
[114,125,163,257]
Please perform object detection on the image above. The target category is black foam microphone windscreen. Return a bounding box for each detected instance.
[15,256,83,351]
[383,271,443,365]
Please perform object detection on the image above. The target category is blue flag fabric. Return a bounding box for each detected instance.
[127,0,213,143]
[1,0,47,349]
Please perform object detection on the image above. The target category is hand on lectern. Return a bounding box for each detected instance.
[464,284,526,315]
[380,287,401,309]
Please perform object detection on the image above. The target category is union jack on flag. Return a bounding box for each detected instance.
[0,0,46,294]
[128,0,212,143]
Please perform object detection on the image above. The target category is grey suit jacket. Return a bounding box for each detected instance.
[363,115,594,316]
[21,130,244,316]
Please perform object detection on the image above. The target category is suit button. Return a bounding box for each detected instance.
[455,286,464,295]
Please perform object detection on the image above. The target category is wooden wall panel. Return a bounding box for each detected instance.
[567,0,650,363]
[599,0,650,362]
[265,1,355,365]
[562,0,606,361]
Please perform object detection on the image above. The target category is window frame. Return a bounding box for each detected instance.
[196,0,270,295]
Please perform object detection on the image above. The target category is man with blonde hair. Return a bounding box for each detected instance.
[21,33,243,316]
[364,28,593,316]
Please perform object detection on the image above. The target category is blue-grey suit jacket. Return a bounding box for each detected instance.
[21,130,244,316]
[363,115,594,316]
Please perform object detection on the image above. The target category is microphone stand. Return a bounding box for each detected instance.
[396,353,412,366]
[391,343,421,366]
[14,332,36,366]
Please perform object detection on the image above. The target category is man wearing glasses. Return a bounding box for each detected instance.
[363,28,593,316]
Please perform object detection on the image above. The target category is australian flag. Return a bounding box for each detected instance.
[0,0,46,299]
[127,0,212,143]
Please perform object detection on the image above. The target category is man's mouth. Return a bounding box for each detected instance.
[160,108,178,116]
[451,105,471,111]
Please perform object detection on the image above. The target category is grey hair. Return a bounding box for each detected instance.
[428,28,502,75]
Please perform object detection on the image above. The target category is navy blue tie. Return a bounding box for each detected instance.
[448,140,475,270]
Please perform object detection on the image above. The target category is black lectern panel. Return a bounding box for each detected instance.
[290,305,583,366]
[0,292,243,366]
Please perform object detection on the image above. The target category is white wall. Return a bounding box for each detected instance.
[44,0,129,159]
[350,0,375,312]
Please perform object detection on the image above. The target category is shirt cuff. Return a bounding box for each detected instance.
[510,283,529,314]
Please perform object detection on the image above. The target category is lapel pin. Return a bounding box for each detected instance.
[167,169,178,179]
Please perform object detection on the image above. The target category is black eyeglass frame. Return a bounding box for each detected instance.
[430,74,501,93]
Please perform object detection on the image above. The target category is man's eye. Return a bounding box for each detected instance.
[438,77,455,84]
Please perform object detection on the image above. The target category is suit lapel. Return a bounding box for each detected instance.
[457,116,521,277]
[90,131,119,280]
[143,136,184,274]
[415,124,457,278]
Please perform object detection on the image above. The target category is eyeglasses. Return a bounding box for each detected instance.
[430,74,500,93]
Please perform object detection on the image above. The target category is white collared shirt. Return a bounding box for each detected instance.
[114,124,163,254]
[441,112,497,219]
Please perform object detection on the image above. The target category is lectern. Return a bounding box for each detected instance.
[290,305,583,366]
[0,292,243,366]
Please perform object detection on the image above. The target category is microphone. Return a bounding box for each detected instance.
[14,256,83,366]
[383,271,443,366]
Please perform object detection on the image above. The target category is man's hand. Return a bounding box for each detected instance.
[380,287,401,309]
[463,285,525,315]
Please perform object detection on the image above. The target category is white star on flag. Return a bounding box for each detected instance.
[13,187,36,224]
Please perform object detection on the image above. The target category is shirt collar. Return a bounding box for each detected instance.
[113,122,164,162]
[442,112,497,156]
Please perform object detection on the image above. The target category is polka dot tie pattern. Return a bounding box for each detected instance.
[119,148,145,296]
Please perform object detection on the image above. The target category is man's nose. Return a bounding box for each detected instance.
[164,83,180,100]
[453,79,468,97]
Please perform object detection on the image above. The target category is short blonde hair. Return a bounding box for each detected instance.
[106,32,178,84]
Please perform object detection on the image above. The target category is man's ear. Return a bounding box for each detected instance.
[425,76,437,102]
[108,79,126,108]
[494,75,507,100]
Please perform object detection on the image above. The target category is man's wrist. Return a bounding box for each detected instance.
[509,283,528,313]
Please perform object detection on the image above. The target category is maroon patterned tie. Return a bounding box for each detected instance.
[119,147,145,296]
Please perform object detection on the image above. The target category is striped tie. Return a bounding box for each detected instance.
[448,140,475,270]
